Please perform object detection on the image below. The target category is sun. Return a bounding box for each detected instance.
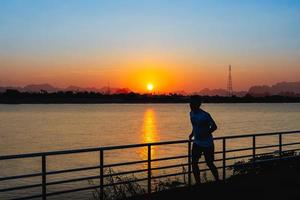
[147,83,154,91]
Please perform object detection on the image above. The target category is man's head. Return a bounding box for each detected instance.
[189,95,202,111]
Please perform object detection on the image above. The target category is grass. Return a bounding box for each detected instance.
[88,166,189,200]
[88,150,300,200]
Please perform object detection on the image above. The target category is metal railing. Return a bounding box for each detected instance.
[1,130,300,200]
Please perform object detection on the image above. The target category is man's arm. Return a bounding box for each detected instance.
[189,112,194,140]
[189,132,193,140]
[208,114,217,134]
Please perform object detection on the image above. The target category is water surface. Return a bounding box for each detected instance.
[1,103,299,154]
[0,103,300,199]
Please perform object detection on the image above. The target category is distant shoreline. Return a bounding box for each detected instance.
[0,93,300,104]
[2,100,300,104]
[1,90,300,104]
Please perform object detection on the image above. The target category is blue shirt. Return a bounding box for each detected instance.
[190,110,216,147]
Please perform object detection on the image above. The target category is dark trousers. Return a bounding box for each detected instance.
[192,143,219,183]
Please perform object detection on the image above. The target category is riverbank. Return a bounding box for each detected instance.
[130,156,300,200]
[1,91,300,104]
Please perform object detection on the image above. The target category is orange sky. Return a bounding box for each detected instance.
[1,1,300,93]
[1,56,300,93]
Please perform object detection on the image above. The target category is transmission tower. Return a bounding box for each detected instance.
[227,65,233,96]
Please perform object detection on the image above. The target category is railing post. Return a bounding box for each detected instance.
[279,133,282,158]
[147,144,151,194]
[42,155,47,200]
[100,149,104,200]
[252,136,256,162]
[222,138,226,181]
[188,140,192,187]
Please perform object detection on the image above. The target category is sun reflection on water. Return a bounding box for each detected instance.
[140,108,159,165]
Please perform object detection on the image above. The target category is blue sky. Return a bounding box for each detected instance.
[0,0,300,91]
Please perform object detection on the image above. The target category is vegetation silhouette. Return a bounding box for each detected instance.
[128,152,300,200]
[86,151,300,200]
[1,89,300,104]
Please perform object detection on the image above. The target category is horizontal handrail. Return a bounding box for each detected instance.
[1,141,299,182]
[1,130,300,200]
[11,194,42,200]
[1,130,299,160]
[282,142,300,146]
[214,130,300,139]
[151,155,188,162]
[0,172,41,181]
[103,168,147,177]
[47,165,100,175]
[2,152,300,199]
[2,147,299,189]
[104,159,147,168]
[0,183,42,192]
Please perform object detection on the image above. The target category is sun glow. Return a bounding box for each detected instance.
[123,63,182,93]
[147,83,154,92]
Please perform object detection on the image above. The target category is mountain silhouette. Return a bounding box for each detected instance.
[23,84,60,93]
[249,81,300,96]
[0,84,132,94]
[0,81,299,96]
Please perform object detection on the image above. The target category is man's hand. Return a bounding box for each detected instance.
[189,133,193,140]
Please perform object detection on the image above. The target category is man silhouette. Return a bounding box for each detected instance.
[189,96,219,184]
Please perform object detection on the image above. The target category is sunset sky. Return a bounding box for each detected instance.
[0,0,300,93]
